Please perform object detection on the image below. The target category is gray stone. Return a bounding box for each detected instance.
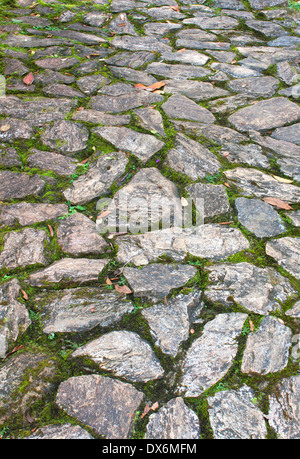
[0,228,49,270]
[0,202,68,228]
[63,151,128,205]
[266,237,300,279]
[146,62,211,79]
[249,0,287,8]
[56,213,107,256]
[0,352,57,423]
[116,225,250,266]
[235,197,286,238]
[173,123,247,145]
[35,57,79,70]
[145,397,201,440]
[72,331,164,382]
[42,84,84,99]
[34,287,134,334]
[105,51,156,69]
[179,313,248,397]
[83,11,108,27]
[166,133,221,180]
[123,264,197,302]
[92,127,164,163]
[133,108,166,137]
[241,316,292,375]
[3,58,28,76]
[71,109,130,126]
[276,61,299,85]
[164,80,230,101]
[184,16,238,29]
[26,424,94,439]
[226,76,279,97]
[0,279,31,358]
[207,386,267,439]
[228,97,300,132]
[142,6,185,20]
[27,149,79,176]
[186,183,230,219]
[111,35,172,52]
[107,66,157,86]
[56,375,144,439]
[76,74,110,95]
[271,123,300,146]
[160,49,209,66]
[0,118,34,143]
[205,262,296,315]
[289,211,300,227]
[162,95,215,124]
[208,94,256,116]
[142,290,203,357]
[108,12,138,35]
[246,19,288,37]
[0,146,21,167]
[211,63,261,78]
[268,375,300,439]
[224,168,300,203]
[27,258,108,287]
[41,121,89,156]
[220,142,269,168]
[285,300,300,319]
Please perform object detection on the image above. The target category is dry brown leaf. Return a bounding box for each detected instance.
[219,221,233,225]
[176,48,186,53]
[249,319,254,332]
[114,284,132,294]
[169,5,180,11]
[263,197,292,210]
[150,401,159,411]
[0,124,10,132]
[223,151,230,157]
[5,344,24,358]
[141,403,150,418]
[21,289,28,301]
[224,182,231,188]
[23,72,34,85]
[47,225,54,237]
[190,328,195,334]
[106,277,113,285]
[99,210,112,219]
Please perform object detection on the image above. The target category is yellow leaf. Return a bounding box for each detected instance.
[272,175,293,184]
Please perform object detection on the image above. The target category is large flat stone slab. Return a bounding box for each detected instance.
[0,202,68,228]
[0,171,45,201]
[55,375,144,439]
[266,237,300,279]
[162,95,215,124]
[72,331,164,382]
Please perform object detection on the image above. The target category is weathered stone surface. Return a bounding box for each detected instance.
[228,98,300,132]
[226,76,279,98]
[0,146,21,167]
[224,168,300,203]
[55,375,144,439]
[166,133,221,180]
[0,279,31,359]
[27,258,108,287]
[34,287,134,334]
[117,225,250,266]
[289,211,300,227]
[221,142,269,168]
[72,331,164,382]
[235,197,286,238]
[147,62,211,79]
[160,49,209,66]
[105,50,156,68]
[186,183,230,219]
[111,35,172,52]
[63,151,128,205]
[27,149,79,176]
[71,110,130,126]
[268,375,300,439]
[285,300,300,319]
[0,228,49,270]
[26,423,94,439]
[241,316,292,375]
[42,83,84,99]
[123,264,197,302]
[0,351,57,423]
[0,202,68,228]
[92,126,164,163]
[142,289,203,357]
[205,262,295,315]
[164,80,229,101]
[271,123,300,146]
[266,237,300,279]
[76,74,110,95]
[145,397,201,440]
[35,57,79,70]
[108,66,157,86]
[162,95,215,124]
[56,213,107,256]
[103,168,182,234]
[207,386,267,439]
[0,118,34,143]
[179,313,248,397]
[133,107,166,137]
[41,120,89,156]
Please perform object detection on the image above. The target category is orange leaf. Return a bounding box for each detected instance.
[47,225,54,237]
[114,284,132,294]
[134,83,147,90]
[263,197,292,210]
[150,401,159,411]
[23,72,34,85]
[106,277,112,285]
[99,210,112,219]
[249,319,255,332]
[21,289,28,301]
[169,5,180,12]
[148,81,167,91]
[141,403,151,418]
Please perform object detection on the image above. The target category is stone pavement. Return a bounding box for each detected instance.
[0,0,300,440]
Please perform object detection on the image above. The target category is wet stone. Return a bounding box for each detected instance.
[141,289,203,357]
[207,386,267,440]
[241,316,292,375]
[55,375,144,439]
[34,287,134,334]
[72,331,164,382]
[235,197,286,238]
[145,397,201,440]
[123,264,197,302]
[179,313,248,397]
[205,262,295,315]
[266,237,300,279]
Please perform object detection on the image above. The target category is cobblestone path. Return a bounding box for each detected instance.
[0,0,300,440]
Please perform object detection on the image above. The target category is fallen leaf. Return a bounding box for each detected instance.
[141,403,151,418]
[190,328,195,334]
[26,412,35,424]
[163,296,168,305]
[219,221,233,225]
[223,151,230,157]
[224,182,231,188]
[114,284,132,294]
[90,307,95,313]
[169,5,180,11]
[150,402,159,411]
[23,72,34,85]
[249,319,255,332]
[272,175,293,184]
[134,81,167,92]
[181,197,189,207]
[263,197,293,210]
[47,225,54,237]
[117,22,126,27]
[176,48,186,53]
[98,210,112,219]
[5,344,24,358]
[106,277,112,285]
[0,124,10,132]
[21,289,28,301]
